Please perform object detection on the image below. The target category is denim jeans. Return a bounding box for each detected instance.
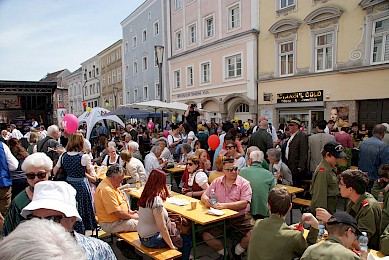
[140,232,168,248]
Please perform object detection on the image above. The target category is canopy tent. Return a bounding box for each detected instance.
[127,100,188,113]
[78,107,124,140]
[104,107,150,117]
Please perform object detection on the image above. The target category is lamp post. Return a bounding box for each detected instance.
[113,87,118,110]
[155,45,164,129]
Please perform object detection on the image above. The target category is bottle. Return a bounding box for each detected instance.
[318,220,325,239]
[378,192,384,209]
[273,171,278,186]
[359,232,368,251]
[210,189,216,205]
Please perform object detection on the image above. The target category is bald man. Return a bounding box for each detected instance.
[248,120,273,157]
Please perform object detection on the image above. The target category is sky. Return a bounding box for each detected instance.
[0,0,145,81]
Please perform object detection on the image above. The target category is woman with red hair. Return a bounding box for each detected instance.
[137,169,176,249]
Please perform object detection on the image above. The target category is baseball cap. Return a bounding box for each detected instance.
[327,211,362,236]
[287,118,302,126]
[323,141,346,158]
[21,181,82,221]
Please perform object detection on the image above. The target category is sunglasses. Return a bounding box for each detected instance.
[186,162,194,166]
[224,167,238,172]
[28,214,65,223]
[226,146,236,149]
[26,172,47,180]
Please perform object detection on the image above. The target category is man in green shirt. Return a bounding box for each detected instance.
[240,150,275,219]
[381,224,389,255]
[301,211,366,260]
[248,187,319,260]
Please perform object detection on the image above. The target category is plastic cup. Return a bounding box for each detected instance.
[166,184,172,193]
[191,201,197,210]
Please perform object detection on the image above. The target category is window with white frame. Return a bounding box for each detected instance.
[174,0,182,11]
[111,53,115,63]
[133,36,137,48]
[279,41,294,76]
[188,23,197,44]
[126,91,130,103]
[371,16,389,64]
[134,89,138,102]
[142,29,147,42]
[315,32,334,72]
[117,68,121,82]
[201,62,210,83]
[125,64,129,77]
[155,82,160,98]
[108,74,111,85]
[57,94,63,101]
[133,61,138,74]
[204,15,214,38]
[187,66,194,86]
[236,104,249,113]
[112,70,116,83]
[175,30,182,49]
[143,85,149,100]
[280,0,295,9]
[226,54,242,78]
[154,21,159,36]
[107,56,110,65]
[174,70,181,89]
[143,56,148,70]
[125,42,128,53]
[228,3,240,30]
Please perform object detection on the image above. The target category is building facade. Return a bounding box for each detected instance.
[66,68,83,116]
[258,0,389,133]
[168,0,259,123]
[81,56,100,109]
[121,0,168,105]
[98,40,123,111]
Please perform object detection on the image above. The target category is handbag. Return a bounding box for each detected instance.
[166,220,183,248]
[168,212,191,235]
[54,153,67,181]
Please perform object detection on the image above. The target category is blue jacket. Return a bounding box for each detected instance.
[0,142,12,188]
[358,136,389,180]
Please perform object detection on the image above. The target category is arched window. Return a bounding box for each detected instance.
[236,104,249,113]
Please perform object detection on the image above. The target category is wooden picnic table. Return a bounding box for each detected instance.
[276,184,304,194]
[163,163,186,185]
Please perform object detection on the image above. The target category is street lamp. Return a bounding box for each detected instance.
[155,45,164,129]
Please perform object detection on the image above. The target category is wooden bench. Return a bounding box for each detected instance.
[115,232,182,260]
[292,198,311,208]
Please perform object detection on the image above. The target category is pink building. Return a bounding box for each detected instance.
[168,0,259,123]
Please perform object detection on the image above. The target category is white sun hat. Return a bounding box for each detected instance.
[21,181,82,221]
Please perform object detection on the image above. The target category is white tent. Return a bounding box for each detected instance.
[78,107,124,140]
[127,100,188,113]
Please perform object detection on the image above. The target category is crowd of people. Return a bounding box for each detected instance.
[0,105,388,259]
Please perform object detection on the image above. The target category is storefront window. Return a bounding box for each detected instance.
[279,110,324,135]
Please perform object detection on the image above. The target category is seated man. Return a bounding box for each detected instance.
[316,170,382,250]
[381,224,389,255]
[239,150,275,220]
[201,158,253,260]
[248,187,319,260]
[144,146,168,177]
[94,164,139,233]
[20,181,116,259]
[301,211,366,260]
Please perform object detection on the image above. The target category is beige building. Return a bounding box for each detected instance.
[98,40,123,111]
[258,0,389,133]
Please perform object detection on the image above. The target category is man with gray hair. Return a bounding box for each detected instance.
[144,145,168,177]
[240,150,275,220]
[36,124,62,162]
[267,148,293,186]
[128,141,143,161]
[94,164,138,233]
[248,120,273,157]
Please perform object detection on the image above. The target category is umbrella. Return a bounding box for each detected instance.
[105,107,150,117]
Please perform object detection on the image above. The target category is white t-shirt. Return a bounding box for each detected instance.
[167,134,181,146]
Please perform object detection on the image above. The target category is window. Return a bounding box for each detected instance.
[133,61,138,74]
[188,23,197,44]
[371,17,389,64]
[96,68,99,76]
[315,32,334,72]
[116,51,120,60]
[125,42,128,53]
[111,53,115,63]
[236,104,249,113]
[102,76,105,88]
[142,29,147,42]
[112,70,116,84]
[125,64,129,78]
[57,94,63,101]
[94,100,98,107]
[133,36,137,48]
[107,56,110,65]
[279,41,294,76]
[201,62,210,83]
[175,30,182,49]
[187,66,194,86]
[97,83,100,93]
[226,54,242,78]
[174,70,181,89]
[154,22,159,36]
[204,15,214,38]
[142,56,148,70]
[90,85,93,94]
[155,82,160,99]
[280,0,295,9]
[228,4,240,30]
[134,89,138,102]
[143,85,148,100]
[126,91,130,103]
[117,68,122,82]
[108,74,111,85]
[84,86,88,96]
[175,0,182,11]
[89,71,91,78]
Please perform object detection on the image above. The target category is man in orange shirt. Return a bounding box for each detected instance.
[94,164,138,233]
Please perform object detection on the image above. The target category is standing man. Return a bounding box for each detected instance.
[0,141,18,216]
[358,124,389,191]
[240,150,274,220]
[248,120,273,157]
[201,158,253,260]
[253,115,278,144]
[9,124,22,140]
[36,125,62,162]
[184,104,200,134]
[308,120,335,173]
[285,118,308,188]
[324,120,335,134]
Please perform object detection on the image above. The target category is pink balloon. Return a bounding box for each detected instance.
[62,114,79,134]
[163,130,169,138]
[147,121,155,130]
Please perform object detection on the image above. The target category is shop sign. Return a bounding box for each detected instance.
[277,90,323,103]
[177,90,209,99]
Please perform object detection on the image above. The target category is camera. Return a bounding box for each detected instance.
[191,104,197,108]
